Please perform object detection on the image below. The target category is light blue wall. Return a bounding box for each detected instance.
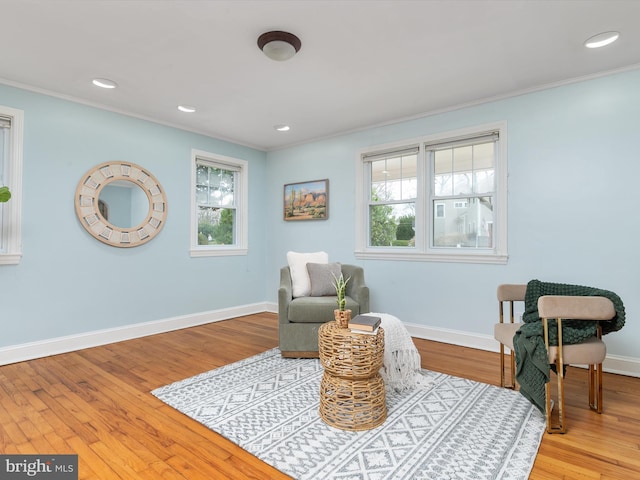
[2,69,638,361]
[265,69,640,359]
[0,84,268,346]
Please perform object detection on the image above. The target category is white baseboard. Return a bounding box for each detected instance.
[267,302,640,378]
[0,302,270,366]
[404,322,640,379]
[4,305,639,379]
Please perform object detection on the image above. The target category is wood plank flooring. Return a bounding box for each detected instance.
[1,313,638,479]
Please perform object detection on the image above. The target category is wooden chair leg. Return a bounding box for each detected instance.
[589,363,604,413]
[544,318,566,434]
[589,325,604,413]
[499,343,516,389]
[556,357,566,434]
[500,343,506,388]
[545,358,567,434]
[509,349,516,389]
[545,377,553,431]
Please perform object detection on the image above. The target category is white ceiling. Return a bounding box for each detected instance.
[1,0,639,151]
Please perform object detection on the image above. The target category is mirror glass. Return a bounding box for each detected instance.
[98,180,149,228]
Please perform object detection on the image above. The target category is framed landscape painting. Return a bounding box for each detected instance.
[284,179,329,221]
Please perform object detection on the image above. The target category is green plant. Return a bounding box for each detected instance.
[0,186,10,203]
[331,272,351,311]
[369,191,396,246]
[197,232,209,245]
[396,215,415,240]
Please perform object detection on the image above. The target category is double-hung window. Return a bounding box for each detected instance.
[190,149,248,257]
[356,122,507,264]
[0,106,24,265]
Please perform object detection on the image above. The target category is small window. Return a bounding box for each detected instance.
[0,106,23,265]
[190,150,248,257]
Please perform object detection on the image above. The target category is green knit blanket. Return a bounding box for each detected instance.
[513,279,625,413]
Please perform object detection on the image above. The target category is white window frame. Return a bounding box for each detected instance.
[190,149,248,257]
[0,106,24,265]
[355,122,508,264]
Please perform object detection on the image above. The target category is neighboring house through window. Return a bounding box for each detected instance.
[0,106,23,265]
[190,149,248,257]
[356,122,507,264]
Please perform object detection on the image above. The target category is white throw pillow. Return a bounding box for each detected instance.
[287,251,329,297]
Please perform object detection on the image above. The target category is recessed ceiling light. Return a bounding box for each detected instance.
[177,105,196,113]
[584,31,620,49]
[92,78,118,89]
[274,124,291,132]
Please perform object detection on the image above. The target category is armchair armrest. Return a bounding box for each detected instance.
[279,267,293,324]
[341,264,370,313]
[351,284,370,313]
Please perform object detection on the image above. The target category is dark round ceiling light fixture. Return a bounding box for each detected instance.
[258,31,301,61]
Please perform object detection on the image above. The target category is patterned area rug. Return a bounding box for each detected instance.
[152,348,544,480]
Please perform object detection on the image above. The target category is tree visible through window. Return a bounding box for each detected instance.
[0,106,23,265]
[367,148,417,247]
[196,163,236,246]
[190,150,248,257]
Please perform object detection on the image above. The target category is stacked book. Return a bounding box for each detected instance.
[348,315,381,335]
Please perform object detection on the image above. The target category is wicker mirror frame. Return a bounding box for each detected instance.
[75,161,167,247]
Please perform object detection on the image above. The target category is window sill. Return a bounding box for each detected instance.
[0,253,22,265]
[355,249,508,265]
[190,247,248,258]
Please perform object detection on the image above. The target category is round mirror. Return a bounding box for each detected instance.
[75,161,168,247]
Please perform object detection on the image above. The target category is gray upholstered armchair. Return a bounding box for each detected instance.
[278,264,370,358]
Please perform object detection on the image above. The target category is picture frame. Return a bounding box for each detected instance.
[284,179,329,221]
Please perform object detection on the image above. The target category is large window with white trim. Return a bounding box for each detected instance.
[356,123,507,264]
[0,106,23,265]
[190,150,248,257]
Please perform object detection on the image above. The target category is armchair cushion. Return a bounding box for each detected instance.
[286,251,328,297]
[288,295,360,323]
[307,262,341,296]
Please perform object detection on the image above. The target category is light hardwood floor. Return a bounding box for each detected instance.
[1,313,638,479]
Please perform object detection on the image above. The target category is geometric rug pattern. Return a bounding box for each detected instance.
[152,348,544,480]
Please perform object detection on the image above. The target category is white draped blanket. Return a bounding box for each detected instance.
[373,312,433,392]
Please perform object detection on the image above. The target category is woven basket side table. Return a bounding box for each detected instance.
[318,321,387,431]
